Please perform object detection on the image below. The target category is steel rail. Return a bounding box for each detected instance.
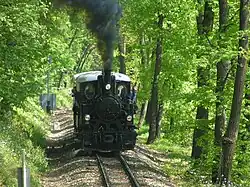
[119,154,140,187]
[96,154,111,187]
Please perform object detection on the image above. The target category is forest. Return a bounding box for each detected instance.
[0,0,249,186]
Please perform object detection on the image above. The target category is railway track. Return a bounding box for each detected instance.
[96,153,140,187]
[42,109,175,187]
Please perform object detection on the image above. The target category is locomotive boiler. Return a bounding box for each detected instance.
[72,70,137,152]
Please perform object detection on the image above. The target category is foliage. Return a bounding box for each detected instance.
[54,88,73,108]
[0,98,49,186]
[137,134,207,187]
[0,0,249,185]
[0,0,49,107]
[0,0,93,186]
[124,0,249,185]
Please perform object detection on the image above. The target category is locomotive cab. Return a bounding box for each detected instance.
[72,71,137,152]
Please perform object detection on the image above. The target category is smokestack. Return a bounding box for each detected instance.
[53,0,122,81]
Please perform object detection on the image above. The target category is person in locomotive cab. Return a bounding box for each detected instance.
[71,86,77,96]
[129,85,138,114]
[71,87,78,115]
[71,86,78,132]
[132,85,137,103]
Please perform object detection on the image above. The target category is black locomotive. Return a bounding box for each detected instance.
[72,70,137,152]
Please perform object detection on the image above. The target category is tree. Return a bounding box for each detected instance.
[191,0,214,159]
[219,0,249,184]
[118,32,126,74]
[147,13,164,144]
[212,0,230,183]
[0,1,52,108]
[137,100,148,129]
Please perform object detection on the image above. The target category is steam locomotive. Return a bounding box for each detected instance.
[72,70,137,152]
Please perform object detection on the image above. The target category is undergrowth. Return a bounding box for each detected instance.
[137,125,214,187]
[0,97,49,186]
[0,88,72,186]
[54,88,73,109]
[137,124,250,187]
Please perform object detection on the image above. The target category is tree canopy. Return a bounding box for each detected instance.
[0,0,249,186]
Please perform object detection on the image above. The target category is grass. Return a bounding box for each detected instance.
[137,124,214,187]
[0,88,74,187]
[0,97,49,187]
[53,88,73,109]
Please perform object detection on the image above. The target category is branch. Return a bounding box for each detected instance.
[204,34,220,50]
[79,46,95,71]
[68,29,78,49]
[223,8,240,30]
[74,44,91,72]
[221,56,238,91]
[205,34,215,48]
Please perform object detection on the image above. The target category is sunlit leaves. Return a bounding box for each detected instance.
[0,1,49,107]
[0,1,89,107]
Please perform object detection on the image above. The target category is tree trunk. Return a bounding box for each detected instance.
[58,29,78,88]
[147,14,164,144]
[242,71,250,152]
[57,71,64,89]
[212,0,229,183]
[74,44,92,72]
[140,32,146,65]
[68,29,78,49]
[79,46,95,71]
[145,100,152,124]
[117,18,126,74]
[191,66,210,159]
[191,101,209,159]
[220,0,249,184]
[145,46,156,126]
[169,117,174,130]
[156,103,164,138]
[191,0,213,159]
[145,37,153,65]
[118,34,126,74]
[137,101,148,129]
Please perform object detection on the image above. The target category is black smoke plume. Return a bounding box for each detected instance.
[54,0,122,72]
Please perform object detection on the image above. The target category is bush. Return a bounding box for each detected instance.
[0,97,49,186]
[54,88,73,109]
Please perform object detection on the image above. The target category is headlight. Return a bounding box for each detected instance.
[85,114,90,121]
[127,115,132,122]
[84,83,95,99]
[105,84,111,90]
